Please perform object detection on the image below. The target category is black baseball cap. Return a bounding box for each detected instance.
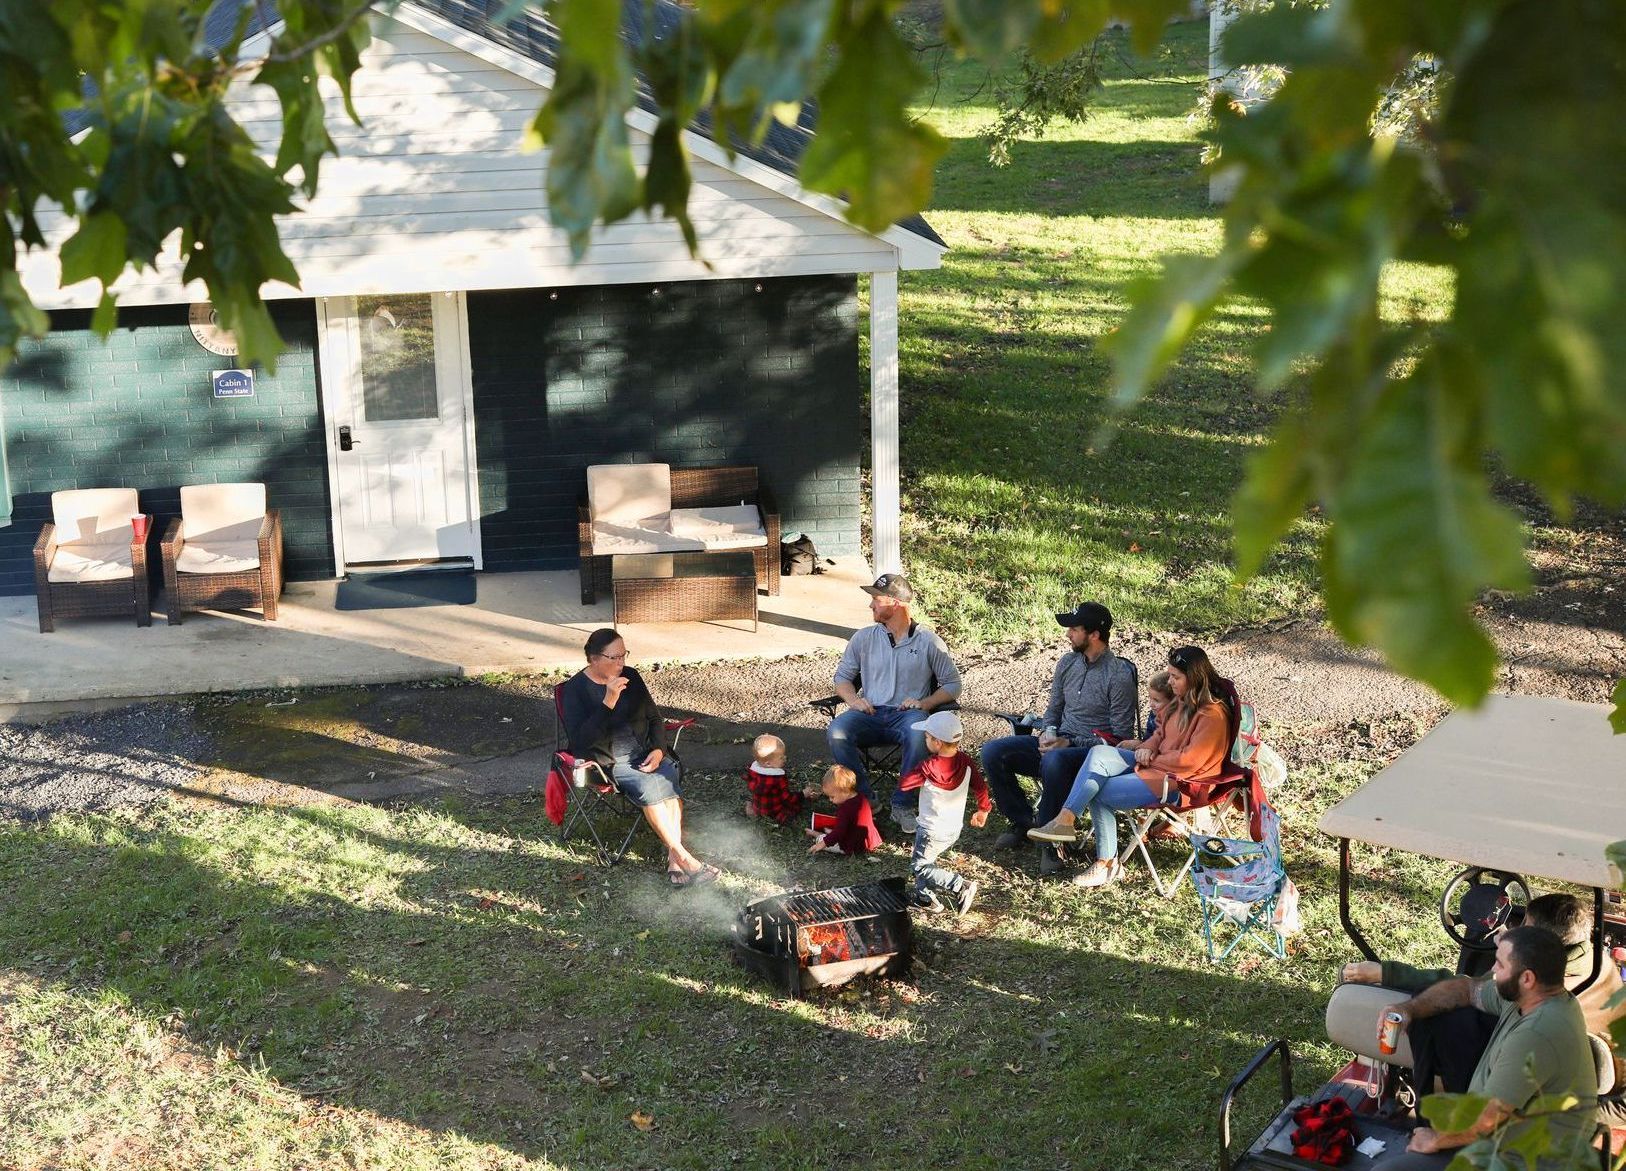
[1056,602,1112,635]
[862,573,914,602]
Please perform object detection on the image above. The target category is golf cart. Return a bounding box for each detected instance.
[1220,695,1626,1170]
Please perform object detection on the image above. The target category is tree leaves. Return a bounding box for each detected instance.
[1108,0,1624,710]
[1421,1090,1489,1135]
[799,8,946,233]
[57,213,128,290]
[1323,359,1530,704]
[527,0,640,260]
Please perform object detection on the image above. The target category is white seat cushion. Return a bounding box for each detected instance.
[587,464,671,524]
[590,518,702,555]
[47,544,135,584]
[181,483,266,543]
[668,505,767,550]
[51,488,139,547]
[1325,983,1414,1067]
[176,540,261,575]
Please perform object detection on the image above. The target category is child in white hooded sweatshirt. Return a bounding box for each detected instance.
[897,710,990,915]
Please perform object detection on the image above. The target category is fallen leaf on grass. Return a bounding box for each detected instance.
[1128,541,1142,553]
[635,930,650,941]
[630,1110,655,1132]
[405,938,428,946]
[957,1066,976,1078]
[1003,1062,1024,1075]
[477,897,497,911]
[116,930,132,943]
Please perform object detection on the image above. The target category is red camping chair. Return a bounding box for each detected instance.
[1116,677,1266,897]
[544,682,695,866]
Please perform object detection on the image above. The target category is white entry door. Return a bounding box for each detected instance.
[320,293,480,568]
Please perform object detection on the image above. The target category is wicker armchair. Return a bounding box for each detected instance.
[33,488,152,633]
[577,464,780,605]
[160,483,284,625]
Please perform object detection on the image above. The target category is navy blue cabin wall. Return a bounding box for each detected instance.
[468,275,863,572]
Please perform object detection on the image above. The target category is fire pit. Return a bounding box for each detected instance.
[731,877,914,997]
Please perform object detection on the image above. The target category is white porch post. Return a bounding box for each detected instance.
[869,269,901,575]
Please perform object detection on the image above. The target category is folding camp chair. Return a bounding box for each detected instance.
[545,682,693,866]
[1188,797,1292,962]
[1115,677,1261,897]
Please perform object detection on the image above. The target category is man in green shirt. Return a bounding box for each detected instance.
[1372,926,1598,1169]
[1343,893,1594,1097]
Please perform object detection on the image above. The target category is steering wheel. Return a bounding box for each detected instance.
[1439,867,1531,951]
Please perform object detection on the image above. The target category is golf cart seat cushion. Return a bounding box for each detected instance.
[1326,983,1415,1067]
[1593,1033,1616,1096]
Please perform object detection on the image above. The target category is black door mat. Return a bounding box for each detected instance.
[334,570,477,611]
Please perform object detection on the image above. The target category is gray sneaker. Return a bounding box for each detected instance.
[891,806,919,835]
[954,881,979,917]
[1038,844,1068,877]
[910,889,942,912]
[994,828,1029,849]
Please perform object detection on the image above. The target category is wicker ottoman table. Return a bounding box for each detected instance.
[611,551,758,629]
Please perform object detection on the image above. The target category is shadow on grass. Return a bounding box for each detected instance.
[0,799,1334,1169]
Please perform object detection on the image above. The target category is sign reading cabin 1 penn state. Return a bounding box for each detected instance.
[212,368,254,399]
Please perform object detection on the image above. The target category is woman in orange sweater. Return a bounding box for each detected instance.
[1030,645,1231,888]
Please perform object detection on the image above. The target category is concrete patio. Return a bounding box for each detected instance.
[0,557,874,716]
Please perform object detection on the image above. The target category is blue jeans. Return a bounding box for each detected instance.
[1061,749,1172,860]
[979,735,1099,830]
[610,755,682,806]
[910,825,967,902]
[827,705,929,811]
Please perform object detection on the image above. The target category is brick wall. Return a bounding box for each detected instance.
[0,302,332,597]
[469,275,862,571]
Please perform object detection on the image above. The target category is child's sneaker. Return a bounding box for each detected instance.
[909,890,942,912]
[954,881,979,917]
[891,806,918,835]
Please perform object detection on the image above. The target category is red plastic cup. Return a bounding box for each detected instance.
[131,515,150,542]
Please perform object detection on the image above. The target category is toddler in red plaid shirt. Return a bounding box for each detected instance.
[743,734,818,823]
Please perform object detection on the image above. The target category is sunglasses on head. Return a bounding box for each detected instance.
[1168,647,1198,669]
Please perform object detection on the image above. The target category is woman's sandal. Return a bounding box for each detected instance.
[668,863,721,889]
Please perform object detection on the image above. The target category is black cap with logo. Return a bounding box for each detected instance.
[862,573,914,603]
[1055,602,1112,635]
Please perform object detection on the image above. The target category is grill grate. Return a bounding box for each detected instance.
[770,883,910,926]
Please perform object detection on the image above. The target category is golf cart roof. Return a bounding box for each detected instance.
[1318,694,1626,890]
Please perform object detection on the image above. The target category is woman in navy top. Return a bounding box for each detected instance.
[559,628,719,887]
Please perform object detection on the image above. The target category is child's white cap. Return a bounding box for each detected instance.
[911,710,963,743]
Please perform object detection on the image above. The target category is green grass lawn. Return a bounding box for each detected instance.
[1,727,1467,1171]
[892,21,1451,646]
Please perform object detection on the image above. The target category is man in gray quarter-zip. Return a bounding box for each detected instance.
[979,602,1140,873]
[827,573,962,835]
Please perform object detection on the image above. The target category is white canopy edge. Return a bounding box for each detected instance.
[1318,694,1626,890]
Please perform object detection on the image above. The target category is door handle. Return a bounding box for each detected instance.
[338,425,359,452]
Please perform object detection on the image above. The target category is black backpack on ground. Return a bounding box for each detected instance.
[781,534,824,576]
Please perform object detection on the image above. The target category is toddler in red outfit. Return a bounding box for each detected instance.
[806,765,882,856]
[743,733,818,823]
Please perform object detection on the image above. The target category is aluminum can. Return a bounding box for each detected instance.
[1378,1010,1403,1056]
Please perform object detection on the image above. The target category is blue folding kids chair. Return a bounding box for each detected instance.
[1188,796,1293,962]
